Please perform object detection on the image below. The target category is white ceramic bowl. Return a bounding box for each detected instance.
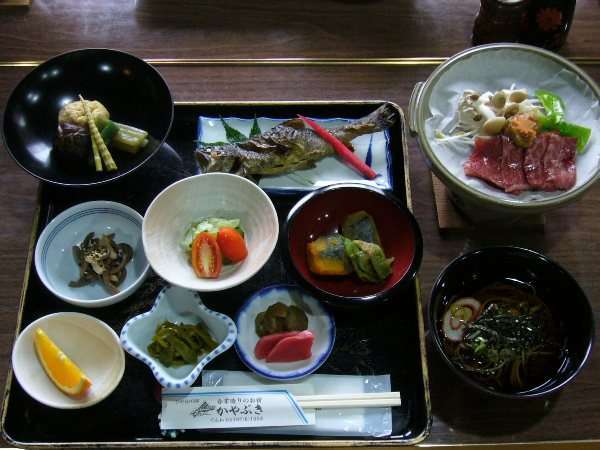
[235,284,336,380]
[143,173,279,292]
[120,285,237,388]
[11,312,125,409]
[411,43,600,216]
[34,201,150,308]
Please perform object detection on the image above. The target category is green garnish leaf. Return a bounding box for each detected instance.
[220,117,248,143]
[250,116,262,138]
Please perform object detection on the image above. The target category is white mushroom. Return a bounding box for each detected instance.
[508,89,528,103]
[473,92,497,122]
[492,91,507,109]
[482,116,507,135]
[502,102,521,118]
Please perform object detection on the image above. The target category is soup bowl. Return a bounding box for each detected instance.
[429,246,594,399]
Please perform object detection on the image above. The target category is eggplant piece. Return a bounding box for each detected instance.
[54,123,92,166]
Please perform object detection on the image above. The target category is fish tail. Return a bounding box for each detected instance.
[334,103,397,142]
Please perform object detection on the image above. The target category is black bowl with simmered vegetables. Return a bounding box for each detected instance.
[2,48,173,186]
[429,246,594,399]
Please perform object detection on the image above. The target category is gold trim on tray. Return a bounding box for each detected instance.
[2,56,600,68]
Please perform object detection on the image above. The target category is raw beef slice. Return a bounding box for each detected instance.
[464,136,505,190]
[501,137,529,194]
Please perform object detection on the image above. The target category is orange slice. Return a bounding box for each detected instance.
[33,327,92,396]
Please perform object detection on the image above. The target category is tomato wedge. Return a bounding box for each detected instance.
[191,232,222,278]
[217,227,248,263]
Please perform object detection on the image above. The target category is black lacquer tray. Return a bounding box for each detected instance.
[1,101,431,447]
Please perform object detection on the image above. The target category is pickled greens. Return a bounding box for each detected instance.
[147,321,218,367]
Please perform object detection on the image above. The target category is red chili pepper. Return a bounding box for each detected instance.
[297,115,378,180]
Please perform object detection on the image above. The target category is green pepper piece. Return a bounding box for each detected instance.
[536,89,566,128]
[557,121,592,153]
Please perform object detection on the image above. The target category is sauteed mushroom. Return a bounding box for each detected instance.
[69,232,133,294]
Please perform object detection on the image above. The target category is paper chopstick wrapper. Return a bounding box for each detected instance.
[160,385,315,430]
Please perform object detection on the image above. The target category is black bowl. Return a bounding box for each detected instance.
[283,183,423,307]
[2,48,173,186]
[429,246,594,399]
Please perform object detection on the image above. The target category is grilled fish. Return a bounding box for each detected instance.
[196,103,397,178]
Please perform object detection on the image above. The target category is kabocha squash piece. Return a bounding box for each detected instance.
[79,95,117,171]
[306,234,353,276]
[341,211,381,246]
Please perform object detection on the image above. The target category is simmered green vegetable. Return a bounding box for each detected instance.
[147,321,218,367]
[100,120,120,146]
[112,122,149,154]
[343,238,394,283]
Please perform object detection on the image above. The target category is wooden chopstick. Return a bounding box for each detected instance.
[295,392,401,409]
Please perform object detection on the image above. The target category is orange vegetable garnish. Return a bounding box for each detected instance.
[217,227,248,263]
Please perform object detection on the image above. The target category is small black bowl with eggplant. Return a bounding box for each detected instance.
[2,48,173,186]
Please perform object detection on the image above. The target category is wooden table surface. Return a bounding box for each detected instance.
[1,1,599,448]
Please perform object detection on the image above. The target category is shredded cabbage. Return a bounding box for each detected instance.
[181,217,241,252]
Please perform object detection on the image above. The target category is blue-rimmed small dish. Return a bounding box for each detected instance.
[34,200,149,308]
[234,284,335,381]
[120,285,237,388]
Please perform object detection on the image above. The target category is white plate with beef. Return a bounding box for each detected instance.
[410,43,600,215]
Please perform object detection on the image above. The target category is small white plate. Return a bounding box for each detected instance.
[234,284,336,380]
[34,201,150,308]
[120,285,237,388]
[11,312,125,409]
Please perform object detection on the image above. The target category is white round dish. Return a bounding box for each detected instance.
[142,173,279,292]
[11,312,125,409]
[120,285,237,388]
[412,43,600,215]
[234,284,336,381]
[34,201,149,308]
